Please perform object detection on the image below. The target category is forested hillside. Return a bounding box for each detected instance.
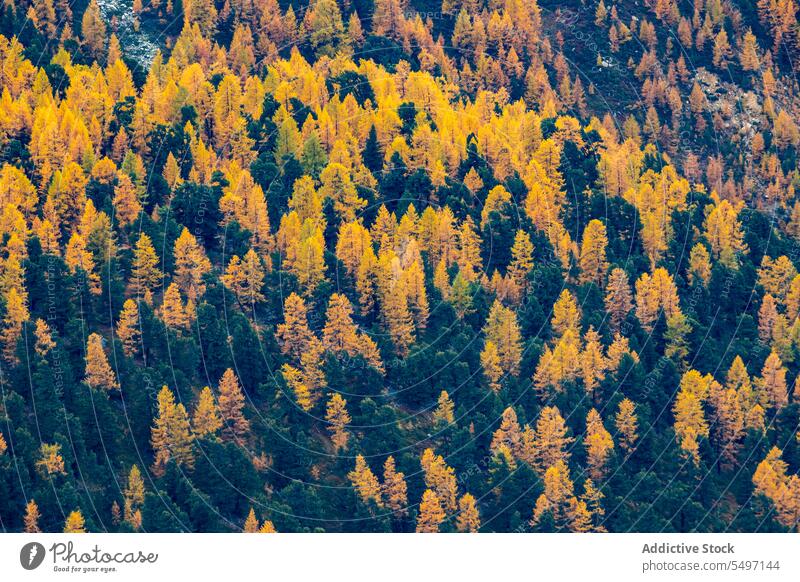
[0,0,799,533]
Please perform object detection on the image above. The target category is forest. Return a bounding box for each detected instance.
[0,0,799,533]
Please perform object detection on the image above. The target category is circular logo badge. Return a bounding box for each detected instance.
[20,542,46,570]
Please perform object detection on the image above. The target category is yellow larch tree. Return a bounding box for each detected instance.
[490,407,522,458]
[578,219,609,285]
[192,386,222,438]
[420,448,458,513]
[325,393,351,451]
[433,390,455,425]
[131,234,163,298]
[243,508,259,533]
[151,385,195,475]
[276,292,315,362]
[673,386,709,466]
[530,460,590,532]
[614,398,639,455]
[217,368,250,441]
[85,333,118,390]
[481,340,503,392]
[116,299,141,357]
[507,229,534,299]
[281,363,315,412]
[688,243,712,287]
[36,443,66,477]
[64,510,87,533]
[580,326,607,397]
[456,493,481,533]
[24,500,41,533]
[531,406,574,475]
[635,267,681,331]
[113,173,142,226]
[382,456,408,516]
[483,299,522,376]
[551,289,581,337]
[2,287,29,362]
[123,465,145,530]
[65,233,101,294]
[457,216,483,282]
[756,351,788,410]
[604,268,633,331]
[173,228,211,301]
[416,489,446,532]
[160,283,190,329]
[33,319,56,358]
[752,447,800,531]
[708,379,745,467]
[222,249,266,306]
[584,408,614,480]
[348,455,384,508]
[703,197,747,269]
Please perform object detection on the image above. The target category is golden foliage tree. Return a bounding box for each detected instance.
[116,299,141,357]
[173,228,211,301]
[326,393,351,451]
[416,489,446,532]
[192,386,222,438]
[348,455,384,507]
[24,500,41,533]
[151,386,195,474]
[64,510,86,533]
[455,493,481,533]
[85,333,118,390]
[217,368,250,441]
[382,456,408,516]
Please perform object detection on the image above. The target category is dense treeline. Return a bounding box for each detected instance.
[0,0,799,533]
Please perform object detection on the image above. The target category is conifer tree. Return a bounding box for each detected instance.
[160,283,190,329]
[131,234,163,297]
[85,333,118,390]
[483,300,522,375]
[420,448,458,512]
[551,289,581,337]
[34,319,56,358]
[382,456,408,516]
[64,510,86,533]
[81,0,106,59]
[584,409,614,480]
[1,287,28,362]
[218,369,250,441]
[193,386,222,438]
[123,465,145,529]
[151,386,195,474]
[455,493,481,533]
[507,229,534,296]
[243,508,259,533]
[532,406,574,475]
[615,399,639,455]
[433,391,455,425]
[326,393,351,451]
[173,228,211,301]
[348,455,384,508]
[604,268,633,331]
[481,340,504,392]
[416,490,446,533]
[24,500,41,533]
[222,249,266,306]
[579,219,609,285]
[673,387,709,466]
[116,300,141,357]
[113,173,141,226]
[276,293,315,362]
